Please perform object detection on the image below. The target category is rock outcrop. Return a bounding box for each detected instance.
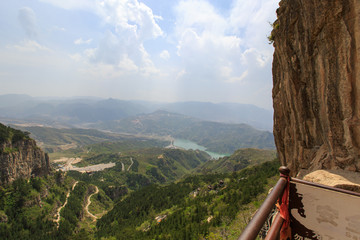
[0,139,51,184]
[272,0,360,176]
[302,169,360,193]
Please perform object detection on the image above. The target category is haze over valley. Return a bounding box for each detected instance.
[0,94,273,130]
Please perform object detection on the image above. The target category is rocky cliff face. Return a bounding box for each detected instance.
[272,0,360,176]
[0,139,51,184]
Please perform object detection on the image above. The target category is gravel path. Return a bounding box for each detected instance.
[54,181,79,228]
[127,157,133,171]
[85,186,99,221]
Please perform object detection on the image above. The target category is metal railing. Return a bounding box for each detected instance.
[238,166,360,240]
[237,166,290,240]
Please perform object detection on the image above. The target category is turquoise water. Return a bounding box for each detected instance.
[173,139,228,159]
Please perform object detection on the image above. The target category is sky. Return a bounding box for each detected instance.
[0,0,279,110]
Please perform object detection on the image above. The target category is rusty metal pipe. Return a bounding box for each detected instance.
[264,212,284,240]
[237,166,289,240]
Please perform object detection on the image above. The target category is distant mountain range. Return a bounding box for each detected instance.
[0,94,273,130]
[160,101,273,130]
[0,94,275,154]
[92,110,275,154]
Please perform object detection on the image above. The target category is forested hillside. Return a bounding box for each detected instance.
[67,148,211,195]
[0,121,279,239]
[0,172,73,239]
[200,148,277,173]
[96,160,280,239]
[12,126,168,154]
[0,133,279,240]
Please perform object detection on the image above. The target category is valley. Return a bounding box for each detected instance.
[91,110,275,154]
[0,101,277,239]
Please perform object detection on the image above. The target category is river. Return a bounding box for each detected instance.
[173,139,228,159]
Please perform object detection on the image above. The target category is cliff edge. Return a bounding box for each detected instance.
[0,123,51,184]
[272,0,360,176]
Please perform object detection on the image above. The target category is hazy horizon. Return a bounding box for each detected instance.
[0,93,274,110]
[0,0,278,110]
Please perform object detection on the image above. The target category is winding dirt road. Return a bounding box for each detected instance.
[84,186,99,221]
[54,181,79,228]
[127,157,133,171]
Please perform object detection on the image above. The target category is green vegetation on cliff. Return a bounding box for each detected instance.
[0,123,30,144]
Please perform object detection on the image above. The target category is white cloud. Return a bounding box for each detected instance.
[69,53,82,62]
[86,31,124,64]
[230,0,278,53]
[39,0,164,41]
[227,71,248,83]
[160,50,170,60]
[52,26,66,31]
[43,0,164,78]
[176,69,186,80]
[38,0,94,10]
[74,38,92,45]
[174,0,276,83]
[169,0,277,108]
[174,3,244,83]
[18,7,38,38]
[175,0,227,36]
[99,0,163,41]
[10,40,51,53]
[1,0,279,109]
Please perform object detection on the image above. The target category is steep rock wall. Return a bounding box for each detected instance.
[0,139,51,184]
[272,0,360,176]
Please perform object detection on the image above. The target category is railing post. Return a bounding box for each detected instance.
[278,166,290,181]
[264,212,283,240]
[237,166,290,240]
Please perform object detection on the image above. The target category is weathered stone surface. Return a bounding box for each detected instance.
[0,139,51,184]
[272,0,360,176]
[302,169,360,193]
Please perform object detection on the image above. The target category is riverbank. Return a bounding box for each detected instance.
[173,139,229,159]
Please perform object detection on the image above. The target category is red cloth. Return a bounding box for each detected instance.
[279,176,291,240]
